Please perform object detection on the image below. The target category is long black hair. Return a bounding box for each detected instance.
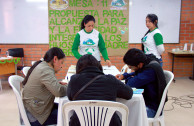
[80,15,95,30]
[143,14,158,36]
[22,47,65,85]
[76,54,102,74]
[141,14,158,51]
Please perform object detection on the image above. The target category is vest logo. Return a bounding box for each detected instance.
[85,48,95,55]
[83,39,95,45]
[142,36,147,42]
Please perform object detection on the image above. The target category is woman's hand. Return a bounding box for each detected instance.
[106,60,112,67]
[115,74,124,80]
[59,81,68,85]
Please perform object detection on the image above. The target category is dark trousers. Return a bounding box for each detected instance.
[30,103,58,126]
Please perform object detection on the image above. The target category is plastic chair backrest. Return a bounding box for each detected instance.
[62,100,129,126]
[8,75,31,126]
[22,67,31,76]
[121,64,131,74]
[154,70,174,118]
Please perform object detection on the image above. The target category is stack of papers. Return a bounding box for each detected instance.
[68,65,76,74]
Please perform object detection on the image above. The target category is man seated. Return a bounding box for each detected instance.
[116,48,167,118]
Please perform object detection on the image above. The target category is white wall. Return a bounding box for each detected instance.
[0,0,48,44]
[129,0,182,43]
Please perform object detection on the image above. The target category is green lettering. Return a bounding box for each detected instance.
[118,10,124,17]
[121,18,127,25]
[49,26,55,33]
[49,18,55,25]
[107,41,112,48]
[74,26,80,33]
[104,18,109,25]
[113,42,118,49]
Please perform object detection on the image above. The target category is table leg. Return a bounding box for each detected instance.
[0,79,2,91]
[15,64,17,75]
[172,54,176,82]
[189,57,194,81]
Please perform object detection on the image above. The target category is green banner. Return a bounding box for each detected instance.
[48,0,129,56]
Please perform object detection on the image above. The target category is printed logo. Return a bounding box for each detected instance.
[119,27,128,34]
[111,0,126,7]
[83,39,95,45]
[85,48,95,55]
[142,36,147,42]
[50,0,68,10]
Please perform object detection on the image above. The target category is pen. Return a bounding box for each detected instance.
[67,76,69,83]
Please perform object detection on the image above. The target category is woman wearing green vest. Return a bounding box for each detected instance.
[141,14,165,66]
[72,15,112,67]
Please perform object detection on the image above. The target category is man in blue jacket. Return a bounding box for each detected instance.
[116,48,167,118]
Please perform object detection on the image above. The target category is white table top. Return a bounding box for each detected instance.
[62,65,121,83]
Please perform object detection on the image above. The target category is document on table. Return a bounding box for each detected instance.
[103,66,120,76]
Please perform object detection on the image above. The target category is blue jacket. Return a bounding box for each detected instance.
[124,60,166,112]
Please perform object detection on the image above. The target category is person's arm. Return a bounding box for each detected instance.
[98,33,109,61]
[126,69,156,88]
[109,75,133,100]
[40,69,67,97]
[72,33,82,59]
[154,33,165,55]
[116,81,133,100]
[67,79,72,100]
[123,72,135,79]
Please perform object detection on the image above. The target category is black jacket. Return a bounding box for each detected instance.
[67,66,133,126]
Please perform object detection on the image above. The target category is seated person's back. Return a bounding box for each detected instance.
[67,54,133,126]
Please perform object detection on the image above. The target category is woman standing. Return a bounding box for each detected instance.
[22,47,67,126]
[72,15,112,67]
[142,14,165,66]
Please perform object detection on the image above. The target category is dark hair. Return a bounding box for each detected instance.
[141,14,158,44]
[22,47,65,85]
[147,14,158,28]
[81,15,95,30]
[123,48,147,67]
[76,54,102,74]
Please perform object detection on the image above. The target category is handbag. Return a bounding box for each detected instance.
[72,75,103,100]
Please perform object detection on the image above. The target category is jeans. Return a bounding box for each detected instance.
[30,103,58,126]
[146,107,156,118]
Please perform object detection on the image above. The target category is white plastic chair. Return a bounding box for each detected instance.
[22,66,30,76]
[8,75,56,126]
[60,100,129,126]
[148,70,174,126]
[8,75,31,126]
[121,64,131,74]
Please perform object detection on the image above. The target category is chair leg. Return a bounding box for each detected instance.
[153,121,159,126]
[0,79,2,91]
[160,116,165,126]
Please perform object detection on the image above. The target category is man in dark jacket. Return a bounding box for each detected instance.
[116,48,167,118]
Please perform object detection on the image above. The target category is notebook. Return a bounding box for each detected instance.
[132,88,144,94]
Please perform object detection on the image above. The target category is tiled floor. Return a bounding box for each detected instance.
[0,78,194,126]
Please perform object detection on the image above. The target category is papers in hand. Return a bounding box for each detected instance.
[62,76,69,83]
[132,88,144,94]
[68,65,76,73]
